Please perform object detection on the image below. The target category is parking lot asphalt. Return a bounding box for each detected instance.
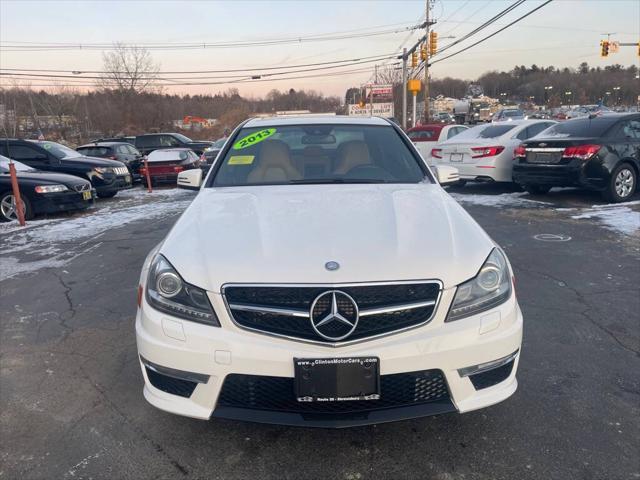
[1,185,638,480]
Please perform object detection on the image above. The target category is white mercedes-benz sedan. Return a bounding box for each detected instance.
[135,115,523,427]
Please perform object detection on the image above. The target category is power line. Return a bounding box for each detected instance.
[0,55,398,84]
[439,0,493,36]
[436,0,526,55]
[0,53,396,75]
[431,0,555,65]
[0,24,422,52]
[0,64,388,89]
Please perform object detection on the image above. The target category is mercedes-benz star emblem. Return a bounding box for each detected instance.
[309,290,359,341]
[325,261,340,271]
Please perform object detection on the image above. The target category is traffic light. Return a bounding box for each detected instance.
[420,44,427,61]
[429,31,438,56]
[638,41,640,57]
[411,51,418,68]
[600,40,609,57]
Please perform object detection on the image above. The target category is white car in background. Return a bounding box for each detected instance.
[136,115,523,428]
[432,119,556,184]
[407,123,468,165]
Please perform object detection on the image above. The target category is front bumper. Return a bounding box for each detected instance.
[136,283,523,427]
[31,189,96,215]
[95,175,133,194]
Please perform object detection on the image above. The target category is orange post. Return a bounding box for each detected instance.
[143,156,153,193]
[8,161,26,226]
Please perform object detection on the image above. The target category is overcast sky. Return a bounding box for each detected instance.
[1,0,638,97]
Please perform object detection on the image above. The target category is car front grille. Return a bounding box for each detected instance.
[217,369,450,414]
[223,282,441,344]
[114,167,129,175]
[73,183,90,192]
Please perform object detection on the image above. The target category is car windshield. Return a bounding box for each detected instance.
[174,133,192,143]
[503,110,523,118]
[34,141,83,159]
[77,146,111,157]
[539,117,615,138]
[211,124,428,187]
[451,124,516,140]
[0,156,35,173]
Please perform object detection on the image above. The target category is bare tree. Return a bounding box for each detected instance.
[97,43,160,94]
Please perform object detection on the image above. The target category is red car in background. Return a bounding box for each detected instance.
[140,148,201,187]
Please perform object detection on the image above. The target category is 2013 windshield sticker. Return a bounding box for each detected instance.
[232,128,276,150]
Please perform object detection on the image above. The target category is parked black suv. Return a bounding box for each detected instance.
[513,113,639,202]
[134,133,212,156]
[77,141,144,182]
[0,139,132,198]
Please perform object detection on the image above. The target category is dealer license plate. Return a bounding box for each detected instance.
[294,357,380,402]
[449,153,463,162]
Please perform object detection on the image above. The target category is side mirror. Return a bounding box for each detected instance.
[177,168,202,190]
[435,165,460,185]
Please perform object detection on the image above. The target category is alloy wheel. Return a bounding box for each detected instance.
[615,168,635,199]
[0,194,24,220]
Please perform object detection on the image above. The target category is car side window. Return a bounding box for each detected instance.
[127,145,141,155]
[621,120,640,140]
[117,145,129,154]
[6,144,48,161]
[526,122,550,138]
[447,127,459,139]
[516,128,530,141]
[161,135,180,147]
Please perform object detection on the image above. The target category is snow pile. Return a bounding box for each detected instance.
[0,187,196,278]
[571,201,640,236]
[449,192,549,208]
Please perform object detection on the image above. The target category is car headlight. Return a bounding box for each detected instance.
[447,248,512,322]
[145,254,220,326]
[34,184,68,193]
[92,167,113,179]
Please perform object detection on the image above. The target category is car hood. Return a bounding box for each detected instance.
[159,184,495,292]
[9,170,91,186]
[60,156,126,168]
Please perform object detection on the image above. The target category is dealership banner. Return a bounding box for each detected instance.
[348,102,395,118]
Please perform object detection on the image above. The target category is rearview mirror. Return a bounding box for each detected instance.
[434,165,460,185]
[177,168,202,190]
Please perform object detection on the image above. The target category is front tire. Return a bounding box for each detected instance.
[0,191,33,222]
[603,163,636,203]
[523,184,551,195]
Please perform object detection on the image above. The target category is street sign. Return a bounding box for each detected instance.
[348,103,395,118]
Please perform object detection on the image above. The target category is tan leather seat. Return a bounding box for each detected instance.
[334,140,371,175]
[247,140,302,183]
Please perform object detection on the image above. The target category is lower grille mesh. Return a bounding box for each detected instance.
[145,367,197,398]
[217,369,450,414]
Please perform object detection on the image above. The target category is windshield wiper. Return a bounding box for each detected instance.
[288,178,388,184]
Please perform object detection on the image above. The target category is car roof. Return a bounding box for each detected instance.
[244,115,391,128]
[137,132,184,136]
[78,142,126,147]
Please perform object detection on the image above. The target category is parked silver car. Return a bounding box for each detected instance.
[431,120,556,183]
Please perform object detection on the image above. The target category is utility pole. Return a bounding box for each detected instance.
[402,48,408,130]
[424,0,430,124]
